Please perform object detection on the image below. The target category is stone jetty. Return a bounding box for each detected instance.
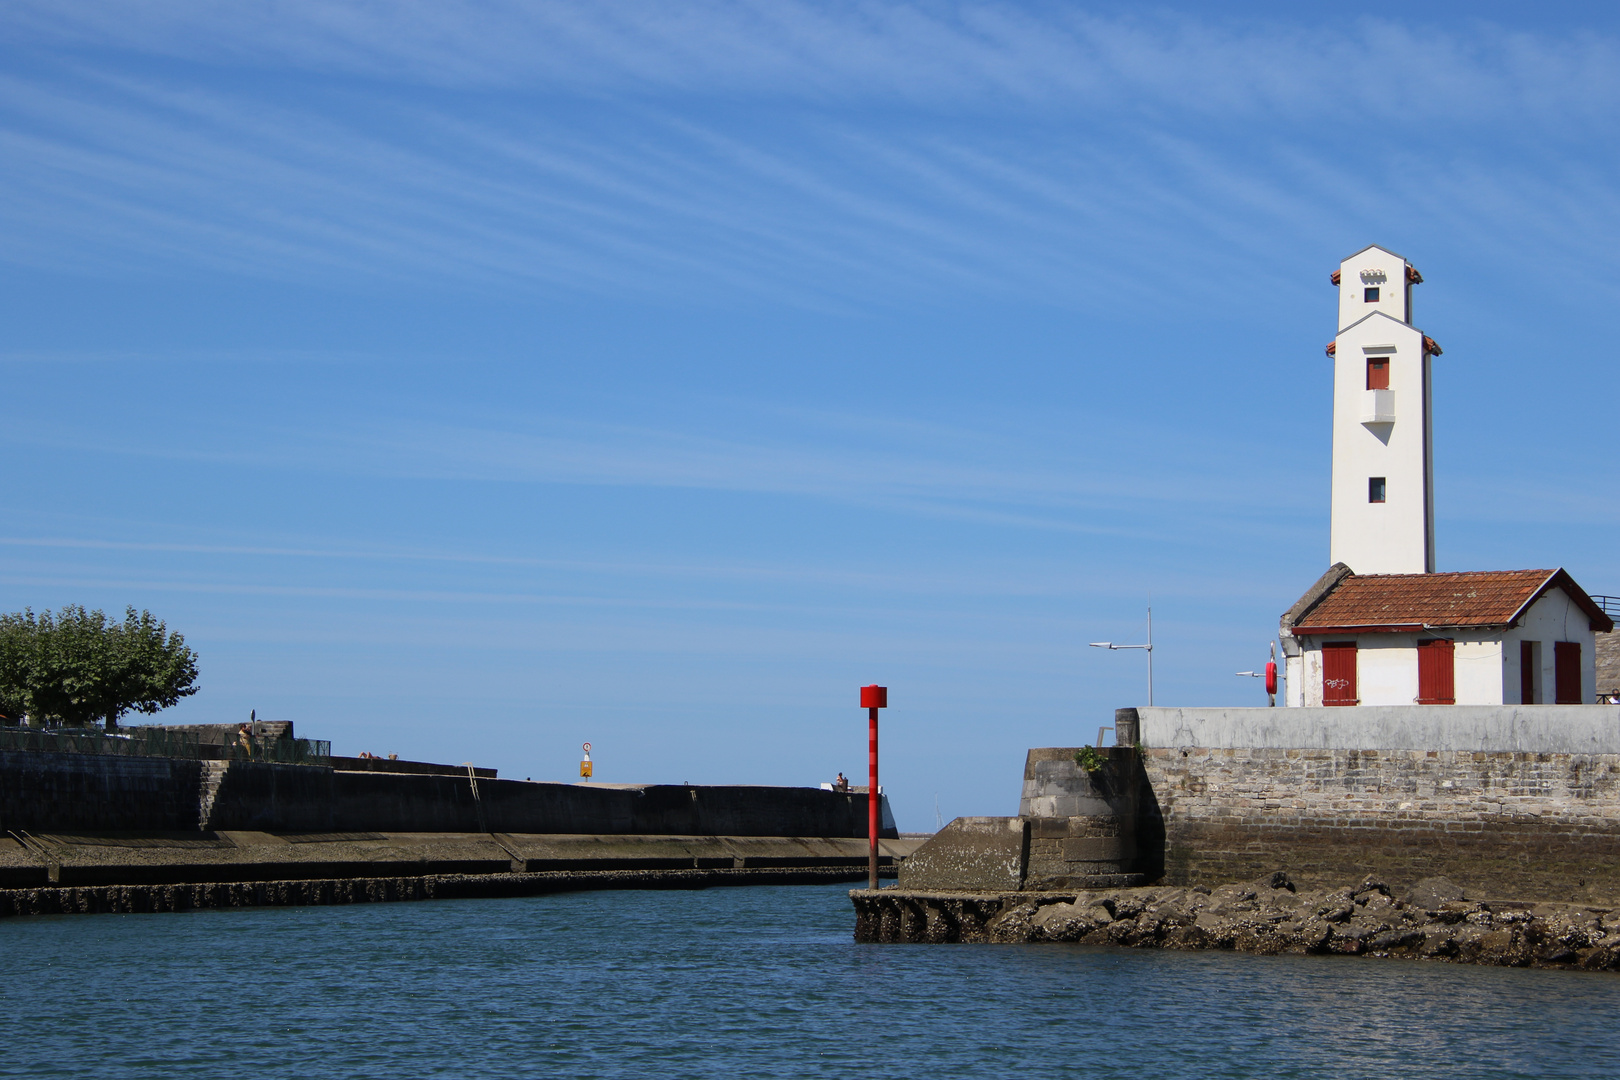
[851,872,1620,970]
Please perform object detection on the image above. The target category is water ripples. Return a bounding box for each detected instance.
[2,884,1617,1079]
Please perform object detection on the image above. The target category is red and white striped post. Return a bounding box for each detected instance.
[860,684,887,889]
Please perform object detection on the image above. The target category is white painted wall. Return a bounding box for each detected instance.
[1328,313,1432,575]
[1356,633,1418,705]
[1498,589,1598,703]
[1297,645,1322,706]
[1289,587,1602,707]
[1454,637,1505,704]
[1337,244,1414,331]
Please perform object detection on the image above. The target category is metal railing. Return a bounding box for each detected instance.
[220,735,332,765]
[0,726,202,758]
[0,726,329,765]
[1592,595,1620,618]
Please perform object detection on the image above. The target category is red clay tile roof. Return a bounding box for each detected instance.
[1288,568,1613,635]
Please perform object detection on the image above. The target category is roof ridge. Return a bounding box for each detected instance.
[1346,568,1554,579]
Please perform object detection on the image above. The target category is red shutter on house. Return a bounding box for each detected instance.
[1417,639,1455,704]
[1322,642,1357,705]
[1520,641,1535,704]
[1367,358,1389,390]
[1555,641,1582,704]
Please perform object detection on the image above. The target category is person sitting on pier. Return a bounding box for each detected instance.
[833,772,849,792]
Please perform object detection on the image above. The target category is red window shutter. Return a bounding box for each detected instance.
[1520,641,1535,704]
[1367,358,1390,390]
[1322,642,1358,705]
[1417,639,1455,704]
[1554,641,1582,704]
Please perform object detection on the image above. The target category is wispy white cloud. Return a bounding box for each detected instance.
[2,3,1617,306]
[8,2,1619,122]
[0,393,1320,532]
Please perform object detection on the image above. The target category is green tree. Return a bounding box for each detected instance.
[0,616,29,722]
[0,606,199,729]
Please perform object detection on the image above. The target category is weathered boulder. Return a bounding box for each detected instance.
[1406,876,1467,911]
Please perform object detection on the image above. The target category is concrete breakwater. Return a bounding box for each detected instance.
[857,705,1620,965]
[0,750,898,838]
[900,708,1620,903]
[2,865,892,919]
[0,747,912,913]
[0,830,918,890]
[849,873,1620,971]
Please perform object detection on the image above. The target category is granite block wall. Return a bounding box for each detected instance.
[1142,746,1620,902]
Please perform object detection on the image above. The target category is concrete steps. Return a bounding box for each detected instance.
[197,761,229,831]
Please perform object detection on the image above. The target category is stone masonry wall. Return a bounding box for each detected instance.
[1597,630,1620,698]
[1142,746,1620,903]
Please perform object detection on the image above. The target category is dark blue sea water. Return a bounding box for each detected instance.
[3,883,1618,1079]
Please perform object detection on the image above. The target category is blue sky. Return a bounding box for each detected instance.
[4,2,1619,828]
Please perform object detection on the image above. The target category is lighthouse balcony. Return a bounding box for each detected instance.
[1361,389,1395,425]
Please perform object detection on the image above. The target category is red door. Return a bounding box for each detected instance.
[1520,641,1536,704]
[1417,639,1455,704]
[1555,641,1582,704]
[1322,642,1357,705]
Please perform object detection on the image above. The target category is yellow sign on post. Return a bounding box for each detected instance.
[580,741,592,779]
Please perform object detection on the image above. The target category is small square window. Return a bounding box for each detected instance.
[1369,477,1386,503]
[1364,287,1380,302]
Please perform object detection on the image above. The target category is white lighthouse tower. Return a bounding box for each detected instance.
[1279,246,1610,708]
[1327,244,1440,574]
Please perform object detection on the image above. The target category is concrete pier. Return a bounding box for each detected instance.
[0,745,917,915]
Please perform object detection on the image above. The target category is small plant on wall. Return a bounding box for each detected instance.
[1074,745,1105,772]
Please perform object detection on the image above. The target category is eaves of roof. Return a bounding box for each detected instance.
[1339,243,1408,264]
[1293,623,1497,637]
[1336,308,1424,338]
[1507,568,1614,634]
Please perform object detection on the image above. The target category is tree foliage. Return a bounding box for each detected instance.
[0,606,199,729]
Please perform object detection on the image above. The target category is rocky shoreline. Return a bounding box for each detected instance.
[851,873,1620,971]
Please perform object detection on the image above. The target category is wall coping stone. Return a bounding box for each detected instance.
[1136,705,1620,754]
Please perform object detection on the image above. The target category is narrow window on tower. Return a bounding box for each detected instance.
[1369,477,1386,503]
[1367,357,1389,389]
[1364,286,1380,302]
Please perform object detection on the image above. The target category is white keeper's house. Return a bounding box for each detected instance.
[1279,245,1614,707]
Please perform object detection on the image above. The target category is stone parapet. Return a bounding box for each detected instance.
[1133,705,1620,754]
